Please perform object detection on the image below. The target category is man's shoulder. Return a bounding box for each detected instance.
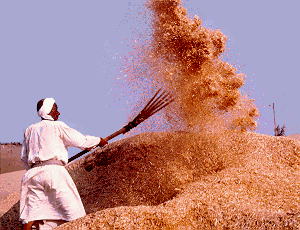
[28,120,67,128]
[27,121,42,129]
[53,120,69,128]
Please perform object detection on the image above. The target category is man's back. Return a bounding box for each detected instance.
[21,120,69,169]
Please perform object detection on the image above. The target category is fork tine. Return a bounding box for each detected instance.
[133,93,174,124]
[147,98,174,117]
[130,89,173,125]
[143,90,172,114]
[140,88,162,113]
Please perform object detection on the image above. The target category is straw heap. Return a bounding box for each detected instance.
[53,131,300,229]
[2,132,300,229]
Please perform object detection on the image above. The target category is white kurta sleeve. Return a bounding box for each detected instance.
[20,130,31,170]
[58,122,100,150]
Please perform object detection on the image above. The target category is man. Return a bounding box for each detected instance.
[20,98,107,229]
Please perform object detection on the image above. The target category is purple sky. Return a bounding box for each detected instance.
[1,0,299,157]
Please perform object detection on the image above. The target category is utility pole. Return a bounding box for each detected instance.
[273,103,277,136]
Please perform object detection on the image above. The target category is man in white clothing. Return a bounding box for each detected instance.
[20,98,107,230]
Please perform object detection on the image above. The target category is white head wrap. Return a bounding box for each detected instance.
[38,98,55,121]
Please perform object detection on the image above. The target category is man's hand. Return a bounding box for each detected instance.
[86,138,107,152]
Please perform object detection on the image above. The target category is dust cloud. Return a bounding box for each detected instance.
[120,0,259,134]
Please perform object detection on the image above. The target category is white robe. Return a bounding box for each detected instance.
[20,120,100,224]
